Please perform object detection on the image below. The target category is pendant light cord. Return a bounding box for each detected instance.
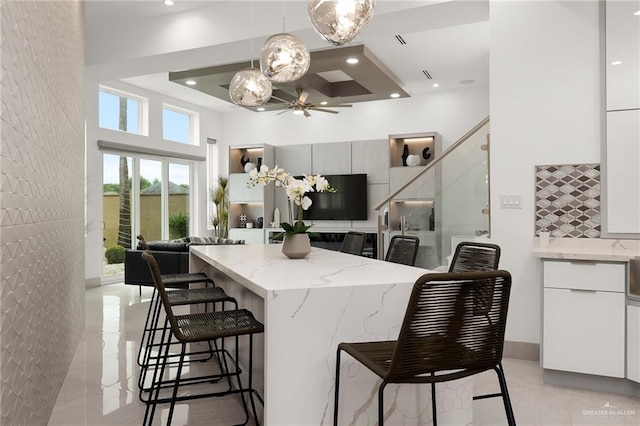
[282,0,286,32]
[250,1,254,68]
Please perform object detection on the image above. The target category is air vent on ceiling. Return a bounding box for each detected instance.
[422,69,433,79]
[394,35,406,45]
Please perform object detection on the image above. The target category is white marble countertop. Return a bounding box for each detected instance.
[533,237,640,262]
[190,244,429,299]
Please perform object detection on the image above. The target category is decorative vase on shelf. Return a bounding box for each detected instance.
[281,234,311,259]
[244,162,256,173]
[274,207,281,226]
[406,154,421,167]
[401,144,410,166]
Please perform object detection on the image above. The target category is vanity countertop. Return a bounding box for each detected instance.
[533,237,640,262]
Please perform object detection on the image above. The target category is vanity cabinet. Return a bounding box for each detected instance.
[542,260,626,378]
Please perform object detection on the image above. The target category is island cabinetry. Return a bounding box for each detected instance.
[227,144,274,243]
[542,260,626,378]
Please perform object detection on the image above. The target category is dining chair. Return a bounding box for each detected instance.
[339,231,366,256]
[334,270,515,426]
[449,241,501,272]
[385,235,420,266]
[142,251,264,426]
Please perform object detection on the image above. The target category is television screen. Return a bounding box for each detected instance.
[305,174,368,220]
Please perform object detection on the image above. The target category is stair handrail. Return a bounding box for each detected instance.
[374,116,490,211]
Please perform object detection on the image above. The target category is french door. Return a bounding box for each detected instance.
[102,153,192,278]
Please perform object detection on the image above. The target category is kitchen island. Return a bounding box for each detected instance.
[190,244,474,425]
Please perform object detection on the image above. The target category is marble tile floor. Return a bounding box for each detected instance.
[49,283,640,426]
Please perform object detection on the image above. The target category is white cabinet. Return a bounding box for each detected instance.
[228,173,263,202]
[542,260,626,378]
[228,228,265,245]
[605,109,640,234]
[628,304,640,383]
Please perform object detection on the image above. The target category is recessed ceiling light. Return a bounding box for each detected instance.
[432,83,439,88]
[257,107,265,112]
[185,80,196,86]
[390,93,400,98]
[346,57,359,65]
[320,101,328,105]
[163,0,174,6]
[634,10,640,16]
[611,60,623,66]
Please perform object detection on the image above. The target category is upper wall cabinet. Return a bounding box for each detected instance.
[603,0,640,237]
[312,142,351,175]
[606,0,640,111]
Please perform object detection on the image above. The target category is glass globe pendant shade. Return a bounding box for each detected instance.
[308,0,374,46]
[228,67,273,107]
[260,33,311,83]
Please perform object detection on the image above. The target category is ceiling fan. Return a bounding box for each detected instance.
[272,89,352,117]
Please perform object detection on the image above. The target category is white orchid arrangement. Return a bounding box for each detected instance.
[247,165,335,237]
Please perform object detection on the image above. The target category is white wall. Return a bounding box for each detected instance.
[0,1,86,423]
[84,80,223,284]
[490,0,601,343]
[220,85,490,174]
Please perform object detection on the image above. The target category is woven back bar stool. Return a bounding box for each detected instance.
[142,251,264,426]
[334,270,515,426]
[385,235,420,266]
[135,246,238,399]
[339,231,366,256]
[449,241,501,272]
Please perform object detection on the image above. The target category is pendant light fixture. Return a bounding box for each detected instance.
[229,3,273,107]
[229,68,273,107]
[308,0,375,46]
[260,0,310,83]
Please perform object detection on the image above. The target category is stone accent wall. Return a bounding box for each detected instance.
[0,1,85,424]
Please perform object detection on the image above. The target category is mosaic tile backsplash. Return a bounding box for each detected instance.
[535,164,600,238]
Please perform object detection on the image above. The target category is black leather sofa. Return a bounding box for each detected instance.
[124,237,244,289]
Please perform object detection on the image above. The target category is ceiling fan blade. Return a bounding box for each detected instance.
[303,109,311,117]
[309,107,339,114]
[324,104,352,108]
[276,110,290,115]
[271,95,292,104]
[298,91,309,104]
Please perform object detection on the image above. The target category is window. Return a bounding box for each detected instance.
[99,87,146,134]
[163,104,197,144]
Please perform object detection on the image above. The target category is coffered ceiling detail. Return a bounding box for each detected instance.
[168,44,409,110]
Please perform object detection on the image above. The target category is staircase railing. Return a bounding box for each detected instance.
[375,116,491,268]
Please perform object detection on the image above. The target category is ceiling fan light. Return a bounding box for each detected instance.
[292,108,305,116]
[229,68,273,107]
[260,33,311,83]
[308,0,374,46]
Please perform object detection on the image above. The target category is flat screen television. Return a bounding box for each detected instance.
[305,174,368,220]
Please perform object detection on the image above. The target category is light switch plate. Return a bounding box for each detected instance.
[500,194,522,209]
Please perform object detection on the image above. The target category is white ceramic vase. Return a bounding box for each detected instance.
[281,234,311,259]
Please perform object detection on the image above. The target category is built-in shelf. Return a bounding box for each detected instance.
[228,144,275,243]
[389,132,440,168]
